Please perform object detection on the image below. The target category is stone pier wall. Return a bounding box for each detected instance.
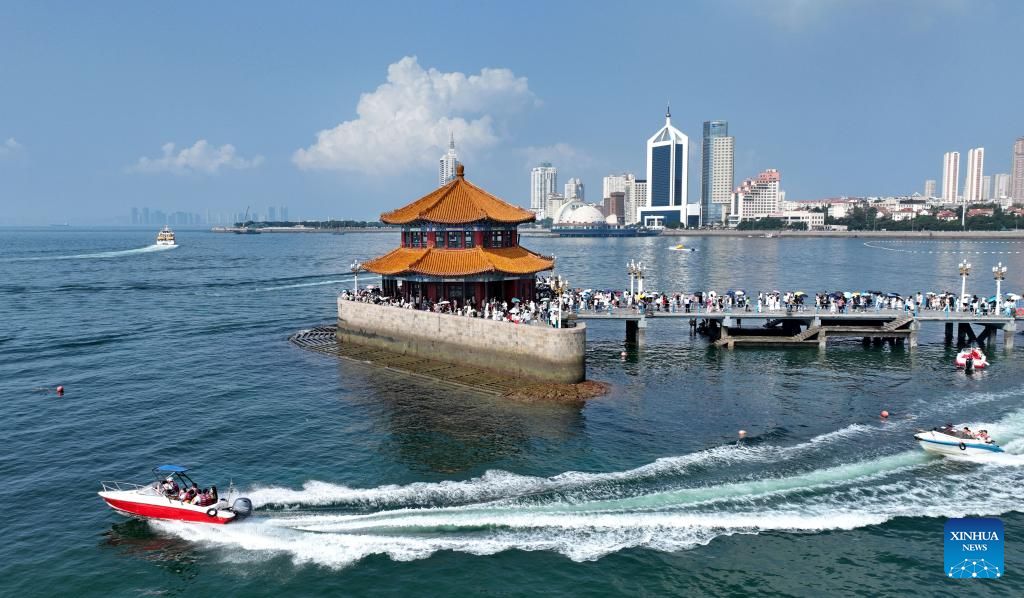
[336,299,587,384]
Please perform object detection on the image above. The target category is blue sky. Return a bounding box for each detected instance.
[1,0,1022,224]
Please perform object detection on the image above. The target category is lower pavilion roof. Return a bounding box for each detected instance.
[363,246,554,277]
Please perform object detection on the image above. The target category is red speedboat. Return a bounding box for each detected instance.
[99,465,252,524]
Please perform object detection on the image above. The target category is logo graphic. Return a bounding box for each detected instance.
[945,518,1004,578]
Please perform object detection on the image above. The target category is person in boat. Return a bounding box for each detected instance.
[977,429,992,443]
[962,426,976,439]
[161,477,179,496]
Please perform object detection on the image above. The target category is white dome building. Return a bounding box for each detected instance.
[554,200,605,225]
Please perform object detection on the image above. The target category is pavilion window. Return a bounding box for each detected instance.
[489,230,504,247]
[435,231,445,248]
[447,231,461,248]
[464,231,474,248]
[411,232,422,247]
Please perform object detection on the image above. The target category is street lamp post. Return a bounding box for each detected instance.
[958,260,971,312]
[350,260,363,293]
[636,261,645,295]
[627,261,636,304]
[993,262,1007,315]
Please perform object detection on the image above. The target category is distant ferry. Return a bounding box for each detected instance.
[156,226,176,246]
[551,225,661,238]
[49,222,70,227]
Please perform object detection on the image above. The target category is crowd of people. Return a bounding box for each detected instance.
[339,288,570,327]
[159,477,219,507]
[339,279,1019,327]
[570,288,1020,317]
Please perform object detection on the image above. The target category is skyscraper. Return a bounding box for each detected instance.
[963,147,985,203]
[564,178,584,201]
[438,131,460,187]
[982,175,992,200]
[1012,137,1024,204]
[924,179,937,199]
[268,206,277,222]
[942,151,960,202]
[700,120,734,226]
[639,105,688,227]
[281,206,289,221]
[530,162,558,219]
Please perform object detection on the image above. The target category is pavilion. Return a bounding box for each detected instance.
[363,164,554,303]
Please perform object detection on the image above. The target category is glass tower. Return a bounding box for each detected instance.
[701,121,734,226]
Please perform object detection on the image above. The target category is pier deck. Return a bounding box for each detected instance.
[572,308,1018,350]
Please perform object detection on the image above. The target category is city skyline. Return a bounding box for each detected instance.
[2,2,1023,225]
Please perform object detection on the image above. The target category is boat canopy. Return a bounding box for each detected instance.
[154,464,190,473]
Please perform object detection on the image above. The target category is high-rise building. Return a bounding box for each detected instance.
[924,179,937,199]
[993,173,1011,199]
[728,169,781,226]
[602,173,630,199]
[982,175,992,200]
[131,207,140,225]
[700,120,734,226]
[438,131,460,187]
[530,163,558,219]
[963,147,985,203]
[280,206,289,222]
[1012,137,1024,204]
[604,192,625,224]
[564,178,584,201]
[268,206,277,222]
[639,105,688,228]
[142,207,151,225]
[942,151,960,202]
[625,179,647,225]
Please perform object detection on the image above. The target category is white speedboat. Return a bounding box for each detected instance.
[914,426,1003,456]
[669,244,695,252]
[954,348,988,370]
[156,226,176,246]
[99,465,252,524]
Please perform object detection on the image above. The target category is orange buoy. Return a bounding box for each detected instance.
[738,429,747,439]
[56,385,64,397]
[881,410,889,418]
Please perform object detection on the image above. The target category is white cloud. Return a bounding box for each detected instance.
[0,137,24,158]
[129,140,263,175]
[294,56,536,174]
[522,142,593,171]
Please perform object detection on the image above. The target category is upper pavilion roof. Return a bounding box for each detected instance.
[381,164,536,225]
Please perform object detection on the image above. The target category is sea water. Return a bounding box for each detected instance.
[1,228,1022,595]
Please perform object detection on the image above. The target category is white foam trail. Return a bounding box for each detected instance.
[155,463,1024,567]
[4,244,178,261]
[160,413,1024,568]
[248,423,877,509]
[260,279,355,291]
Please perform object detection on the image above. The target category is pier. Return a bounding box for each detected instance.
[573,309,1019,351]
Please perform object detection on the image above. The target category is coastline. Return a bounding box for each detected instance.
[660,229,1024,239]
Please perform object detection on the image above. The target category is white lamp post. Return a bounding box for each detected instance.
[350,260,363,293]
[993,262,1007,315]
[958,260,971,312]
[627,260,636,304]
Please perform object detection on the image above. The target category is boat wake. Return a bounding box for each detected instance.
[152,410,1024,568]
[4,244,178,261]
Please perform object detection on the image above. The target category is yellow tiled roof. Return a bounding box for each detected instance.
[380,165,536,225]
[363,246,554,277]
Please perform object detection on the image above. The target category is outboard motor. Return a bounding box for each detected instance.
[231,497,253,520]
[964,356,974,373]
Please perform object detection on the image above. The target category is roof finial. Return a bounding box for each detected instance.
[456,163,464,178]
[666,102,671,120]
[449,129,455,150]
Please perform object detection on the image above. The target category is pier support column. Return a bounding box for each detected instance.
[944,322,954,345]
[957,323,969,346]
[908,320,919,350]
[811,316,821,328]
[1003,321,1016,351]
[626,319,638,344]
[817,330,827,350]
